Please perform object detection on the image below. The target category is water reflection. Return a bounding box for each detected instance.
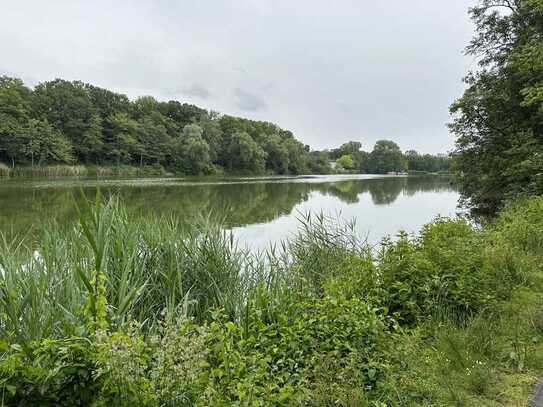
[0,175,457,244]
[318,176,454,205]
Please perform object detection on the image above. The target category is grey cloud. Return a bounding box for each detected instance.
[182,83,211,99]
[336,100,350,113]
[235,88,267,112]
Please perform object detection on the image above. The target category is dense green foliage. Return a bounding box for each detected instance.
[1,194,542,405]
[451,0,543,216]
[0,77,331,175]
[331,140,450,174]
[0,76,452,178]
[404,149,451,174]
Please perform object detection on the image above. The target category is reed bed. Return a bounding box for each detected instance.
[11,165,88,178]
[0,164,165,179]
[0,200,245,341]
[0,162,10,177]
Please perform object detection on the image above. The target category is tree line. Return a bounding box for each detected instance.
[329,140,451,174]
[0,77,332,175]
[0,76,451,176]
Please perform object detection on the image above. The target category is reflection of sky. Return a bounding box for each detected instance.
[232,189,460,251]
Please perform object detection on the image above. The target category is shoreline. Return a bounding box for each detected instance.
[0,164,452,180]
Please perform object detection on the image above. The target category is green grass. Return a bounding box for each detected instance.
[1,195,543,405]
[384,284,543,406]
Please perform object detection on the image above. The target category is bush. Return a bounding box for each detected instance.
[204,294,393,405]
[0,339,98,405]
[322,253,381,303]
[490,197,543,255]
[93,325,152,406]
[149,316,210,406]
[378,218,495,324]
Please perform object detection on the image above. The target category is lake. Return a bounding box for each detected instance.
[0,174,459,249]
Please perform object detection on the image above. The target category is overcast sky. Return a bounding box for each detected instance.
[1,0,477,153]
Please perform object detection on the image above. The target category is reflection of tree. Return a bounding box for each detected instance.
[0,176,456,235]
[367,176,456,205]
[319,181,363,203]
[403,176,455,196]
[309,178,405,205]
[367,178,407,205]
[314,176,454,206]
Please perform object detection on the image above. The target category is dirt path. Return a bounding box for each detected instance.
[532,382,543,406]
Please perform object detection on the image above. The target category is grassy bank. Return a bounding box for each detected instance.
[0,196,542,405]
[0,164,167,178]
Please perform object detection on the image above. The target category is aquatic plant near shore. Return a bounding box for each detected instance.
[0,194,259,342]
[0,164,167,179]
[0,163,10,177]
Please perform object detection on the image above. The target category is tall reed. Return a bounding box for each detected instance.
[0,162,11,177]
[11,165,88,178]
[0,195,263,341]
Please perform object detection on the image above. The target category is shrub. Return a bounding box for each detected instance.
[377,233,435,324]
[377,218,492,323]
[149,316,210,406]
[322,253,381,302]
[204,294,393,405]
[0,338,98,405]
[93,325,152,406]
[490,197,543,255]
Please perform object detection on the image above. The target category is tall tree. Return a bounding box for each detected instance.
[105,112,139,165]
[336,154,356,171]
[283,138,309,174]
[451,0,543,216]
[175,124,212,174]
[306,151,331,174]
[263,134,290,174]
[22,119,73,165]
[225,132,267,173]
[135,117,166,165]
[368,140,407,173]
[0,77,33,166]
[197,113,223,163]
[331,141,362,160]
[33,80,98,162]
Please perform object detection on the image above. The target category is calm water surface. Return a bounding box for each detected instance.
[0,175,459,249]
